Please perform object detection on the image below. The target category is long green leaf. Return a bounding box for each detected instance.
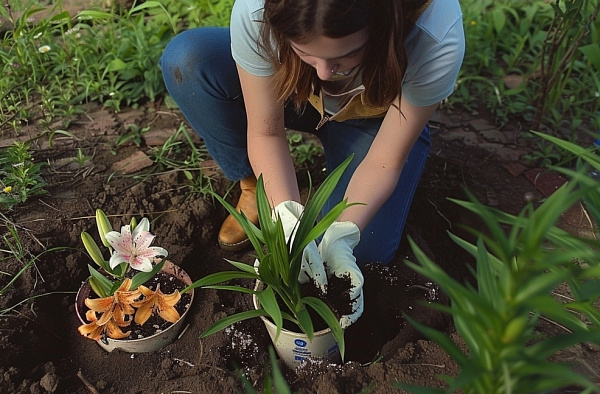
[295,304,314,341]
[130,260,165,290]
[211,192,265,260]
[203,285,257,294]
[293,155,354,252]
[87,265,113,297]
[225,259,258,275]
[181,270,258,294]
[201,309,269,337]
[258,286,283,341]
[302,296,345,360]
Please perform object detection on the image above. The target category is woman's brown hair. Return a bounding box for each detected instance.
[259,0,425,111]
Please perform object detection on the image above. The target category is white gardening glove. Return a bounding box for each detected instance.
[272,201,327,292]
[318,221,363,329]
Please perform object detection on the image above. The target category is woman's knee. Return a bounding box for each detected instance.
[160,28,230,86]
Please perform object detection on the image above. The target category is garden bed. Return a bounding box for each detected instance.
[0,103,598,393]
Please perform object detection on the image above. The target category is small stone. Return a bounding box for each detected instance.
[110,151,153,174]
[29,382,42,394]
[161,358,174,370]
[96,380,107,389]
[39,372,59,393]
[503,74,524,89]
[524,192,535,202]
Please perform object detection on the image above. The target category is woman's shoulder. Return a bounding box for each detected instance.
[413,0,463,43]
[232,0,265,14]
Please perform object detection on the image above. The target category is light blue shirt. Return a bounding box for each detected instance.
[230,0,465,109]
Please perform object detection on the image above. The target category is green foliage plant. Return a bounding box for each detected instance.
[128,122,214,197]
[532,0,600,131]
[398,133,600,393]
[182,155,357,360]
[454,0,599,135]
[116,124,150,147]
[0,140,47,210]
[286,132,324,167]
[72,147,92,168]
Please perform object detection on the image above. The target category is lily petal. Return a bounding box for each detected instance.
[108,252,129,270]
[137,285,154,297]
[158,307,180,323]
[157,290,181,309]
[149,246,168,258]
[105,227,133,253]
[116,278,133,292]
[130,255,153,272]
[136,217,150,233]
[133,230,154,251]
[105,319,130,339]
[134,302,153,325]
[96,309,114,326]
[85,296,115,313]
[78,321,103,341]
[85,309,99,322]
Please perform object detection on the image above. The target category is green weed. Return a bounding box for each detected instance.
[286,132,324,167]
[0,213,70,311]
[0,140,47,210]
[116,124,150,147]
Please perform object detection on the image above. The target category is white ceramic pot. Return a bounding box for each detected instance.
[75,260,193,353]
[252,281,341,369]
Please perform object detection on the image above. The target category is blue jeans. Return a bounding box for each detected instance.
[160,27,431,267]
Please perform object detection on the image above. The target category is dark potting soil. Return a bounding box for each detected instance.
[296,273,354,332]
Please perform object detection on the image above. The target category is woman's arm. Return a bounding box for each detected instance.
[236,65,301,206]
[338,98,438,230]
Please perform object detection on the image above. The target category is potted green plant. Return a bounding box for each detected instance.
[75,209,194,353]
[182,155,359,368]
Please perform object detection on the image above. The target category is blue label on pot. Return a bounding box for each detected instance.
[294,339,307,347]
[328,344,339,357]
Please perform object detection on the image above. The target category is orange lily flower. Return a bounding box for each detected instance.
[78,278,141,340]
[132,284,181,325]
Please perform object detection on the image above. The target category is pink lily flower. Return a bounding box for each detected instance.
[104,218,168,272]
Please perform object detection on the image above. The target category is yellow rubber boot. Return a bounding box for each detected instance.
[218,175,259,251]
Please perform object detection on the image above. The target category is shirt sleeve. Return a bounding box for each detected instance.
[402,0,465,107]
[230,0,275,77]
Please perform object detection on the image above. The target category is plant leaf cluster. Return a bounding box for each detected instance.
[183,155,356,360]
[398,133,600,393]
[453,0,599,136]
[0,140,47,210]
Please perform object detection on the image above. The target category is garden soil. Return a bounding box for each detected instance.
[1,102,599,393]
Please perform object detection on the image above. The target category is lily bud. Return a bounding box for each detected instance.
[130,216,137,231]
[95,209,113,249]
[81,231,107,269]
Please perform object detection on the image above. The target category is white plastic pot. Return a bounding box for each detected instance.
[252,281,341,368]
[75,260,193,353]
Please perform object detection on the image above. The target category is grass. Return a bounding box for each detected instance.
[0,0,597,165]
